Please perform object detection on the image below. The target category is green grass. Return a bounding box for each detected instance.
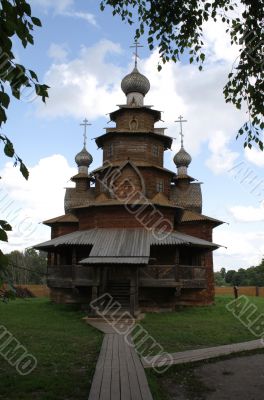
[137,296,264,354]
[0,298,102,400]
[1,296,263,400]
[140,295,264,400]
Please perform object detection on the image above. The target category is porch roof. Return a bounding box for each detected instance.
[34,228,220,264]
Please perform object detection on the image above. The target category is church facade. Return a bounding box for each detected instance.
[35,62,222,315]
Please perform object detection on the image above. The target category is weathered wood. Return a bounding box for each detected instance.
[111,334,120,399]
[130,342,153,400]
[139,279,182,287]
[88,335,109,400]
[99,334,114,400]
[88,333,153,400]
[124,337,143,400]
[142,339,264,369]
[119,335,131,400]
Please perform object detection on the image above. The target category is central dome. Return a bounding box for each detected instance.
[121,67,150,96]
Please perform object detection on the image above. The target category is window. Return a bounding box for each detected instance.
[156,179,164,192]
[152,144,159,157]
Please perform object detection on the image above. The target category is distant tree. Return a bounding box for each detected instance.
[220,260,264,286]
[6,249,47,285]
[220,267,226,279]
[101,0,264,150]
[225,269,237,285]
[214,271,226,286]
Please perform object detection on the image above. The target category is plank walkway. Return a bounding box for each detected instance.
[88,333,153,400]
[142,339,264,368]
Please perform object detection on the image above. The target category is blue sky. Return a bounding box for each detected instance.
[0,0,263,270]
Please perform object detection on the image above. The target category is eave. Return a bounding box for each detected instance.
[95,130,173,149]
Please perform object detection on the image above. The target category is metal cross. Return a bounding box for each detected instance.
[80,118,91,147]
[175,115,187,148]
[130,39,143,68]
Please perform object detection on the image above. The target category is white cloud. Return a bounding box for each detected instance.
[33,0,97,26]
[229,205,264,222]
[62,11,97,26]
[37,40,123,120]
[48,43,69,62]
[214,229,264,270]
[245,147,264,167]
[205,130,239,174]
[203,18,240,64]
[0,155,76,252]
[38,38,246,162]
[34,0,73,13]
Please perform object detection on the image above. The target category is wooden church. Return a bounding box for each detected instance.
[35,55,223,315]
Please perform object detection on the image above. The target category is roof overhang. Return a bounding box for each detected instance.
[109,106,161,122]
[95,130,173,149]
[34,228,221,255]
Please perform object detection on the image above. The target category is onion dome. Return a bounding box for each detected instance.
[121,67,150,96]
[173,147,192,168]
[75,146,93,168]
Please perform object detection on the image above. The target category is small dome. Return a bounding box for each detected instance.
[173,147,192,168]
[121,67,150,96]
[75,147,93,167]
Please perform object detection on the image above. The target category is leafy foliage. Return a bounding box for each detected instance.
[0,0,49,274]
[100,0,264,149]
[215,259,264,286]
[6,249,47,285]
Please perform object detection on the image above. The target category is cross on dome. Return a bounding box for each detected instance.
[130,39,143,68]
[175,115,187,148]
[80,118,91,148]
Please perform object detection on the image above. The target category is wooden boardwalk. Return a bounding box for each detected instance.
[142,339,264,368]
[88,333,153,400]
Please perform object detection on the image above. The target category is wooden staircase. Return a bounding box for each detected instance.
[107,280,130,312]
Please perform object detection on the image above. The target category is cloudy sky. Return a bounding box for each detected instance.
[0,0,263,270]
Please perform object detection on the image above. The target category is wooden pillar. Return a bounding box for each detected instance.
[174,247,179,282]
[130,268,137,317]
[72,248,77,265]
[54,252,58,266]
[91,285,98,316]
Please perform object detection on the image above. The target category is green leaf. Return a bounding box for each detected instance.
[31,17,42,27]
[29,70,38,81]
[0,229,8,242]
[0,92,10,109]
[4,142,14,157]
[0,221,12,231]
[20,162,29,180]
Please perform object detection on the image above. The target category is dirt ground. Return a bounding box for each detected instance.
[165,353,264,400]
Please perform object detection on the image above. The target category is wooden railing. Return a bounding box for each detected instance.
[47,265,94,286]
[139,265,207,288]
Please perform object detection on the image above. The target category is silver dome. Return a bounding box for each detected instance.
[173,147,192,167]
[121,67,150,96]
[75,147,93,167]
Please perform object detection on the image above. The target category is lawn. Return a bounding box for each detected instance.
[1,295,263,400]
[0,298,102,400]
[137,295,264,354]
[141,295,264,400]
